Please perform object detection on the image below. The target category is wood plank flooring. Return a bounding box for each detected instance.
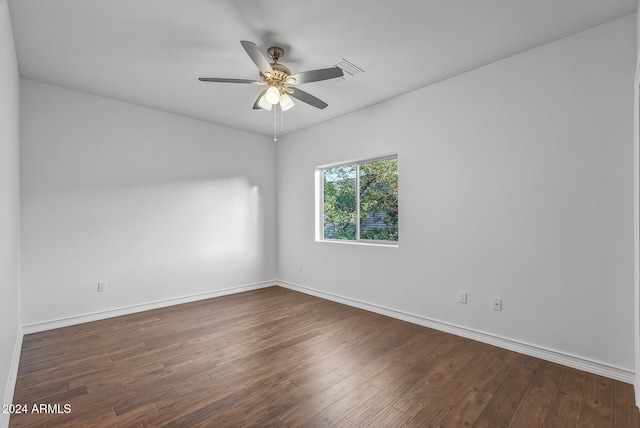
[9,286,640,427]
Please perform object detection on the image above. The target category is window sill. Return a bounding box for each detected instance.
[316,239,398,248]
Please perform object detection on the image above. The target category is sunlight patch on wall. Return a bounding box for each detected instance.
[20,177,266,324]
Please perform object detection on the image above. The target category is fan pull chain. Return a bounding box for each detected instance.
[273,106,277,141]
[281,108,284,133]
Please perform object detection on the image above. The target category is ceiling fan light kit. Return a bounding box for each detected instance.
[199,40,344,140]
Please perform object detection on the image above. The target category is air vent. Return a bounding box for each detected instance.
[336,59,364,79]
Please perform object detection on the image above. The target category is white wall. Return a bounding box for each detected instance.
[0,0,21,425]
[20,80,277,327]
[635,0,640,403]
[278,15,636,376]
[637,0,640,54]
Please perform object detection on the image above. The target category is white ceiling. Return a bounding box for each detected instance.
[8,0,637,138]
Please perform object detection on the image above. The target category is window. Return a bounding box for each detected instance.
[319,155,398,243]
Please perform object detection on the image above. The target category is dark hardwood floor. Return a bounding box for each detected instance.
[9,286,640,427]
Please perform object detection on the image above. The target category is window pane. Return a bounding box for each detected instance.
[323,165,357,240]
[359,158,398,241]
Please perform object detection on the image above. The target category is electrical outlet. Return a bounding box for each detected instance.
[98,281,107,292]
[492,297,502,311]
[458,291,467,304]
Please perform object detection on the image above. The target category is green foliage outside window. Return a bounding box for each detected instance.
[359,159,398,241]
[323,164,357,240]
[323,157,398,242]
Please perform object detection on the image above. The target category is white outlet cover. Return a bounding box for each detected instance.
[458,291,467,304]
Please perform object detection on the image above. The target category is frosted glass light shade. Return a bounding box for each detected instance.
[257,94,272,110]
[265,86,280,104]
[280,93,295,111]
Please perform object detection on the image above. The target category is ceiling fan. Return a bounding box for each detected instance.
[199,41,344,112]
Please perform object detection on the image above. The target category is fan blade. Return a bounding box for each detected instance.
[199,78,257,84]
[253,89,268,110]
[240,41,273,75]
[289,88,328,109]
[289,67,343,84]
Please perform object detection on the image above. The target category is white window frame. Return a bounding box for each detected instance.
[316,153,398,246]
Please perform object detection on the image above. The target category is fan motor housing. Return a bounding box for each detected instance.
[270,63,291,76]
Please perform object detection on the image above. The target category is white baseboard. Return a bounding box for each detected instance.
[17,278,635,385]
[22,280,278,334]
[278,280,635,384]
[1,328,24,428]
